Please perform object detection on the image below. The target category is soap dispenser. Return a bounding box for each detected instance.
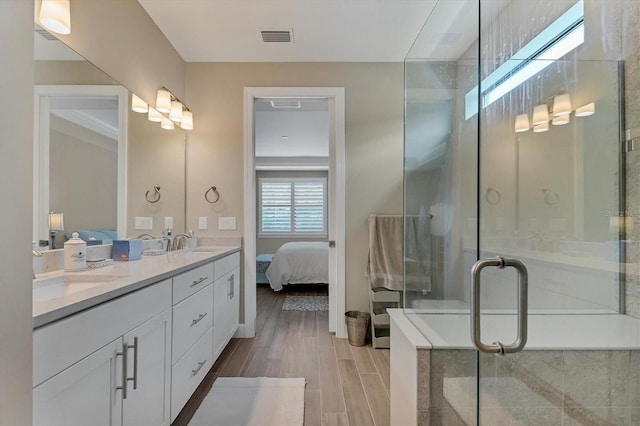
[64,232,87,271]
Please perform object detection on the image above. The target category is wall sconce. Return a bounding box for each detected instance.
[533,121,549,133]
[552,113,570,126]
[532,104,550,126]
[575,102,595,117]
[131,88,194,130]
[49,212,64,249]
[514,114,530,133]
[552,94,572,116]
[39,0,71,35]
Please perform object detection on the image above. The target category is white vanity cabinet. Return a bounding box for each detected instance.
[33,280,173,426]
[212,253,240,359]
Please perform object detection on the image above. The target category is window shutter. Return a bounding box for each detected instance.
[293,181,325,232]
[261,182,292,232]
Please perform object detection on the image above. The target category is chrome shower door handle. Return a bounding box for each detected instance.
[471,256,528,355]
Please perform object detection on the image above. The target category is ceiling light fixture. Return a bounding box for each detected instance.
[148,106,162,122]
[131,94,148,113]
[169,100,183,122]
[532,104,550,125]
[161,116,175,130]
[180,111,193,130]
[39,0,71,35]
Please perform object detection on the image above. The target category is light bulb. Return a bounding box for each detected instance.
[131,94,148,113]
[156,89,171,113]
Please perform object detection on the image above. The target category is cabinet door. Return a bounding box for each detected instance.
[33,338,123,426]
[122,309,172,426]
[212,276,228,359]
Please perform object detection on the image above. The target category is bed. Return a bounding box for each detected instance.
[265,241,329,291]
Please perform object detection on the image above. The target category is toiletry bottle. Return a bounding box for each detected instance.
[64,232,87,271]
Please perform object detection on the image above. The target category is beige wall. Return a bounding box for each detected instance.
[0,1,33,423]
[127,110,186,237]
[37,0,185,105]
[185,62,404,313]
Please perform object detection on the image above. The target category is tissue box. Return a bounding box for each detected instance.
[112,239,142,261]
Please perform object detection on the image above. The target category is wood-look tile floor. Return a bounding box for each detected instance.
[178,284,390,426]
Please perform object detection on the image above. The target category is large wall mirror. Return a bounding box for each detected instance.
[33,26,186,248]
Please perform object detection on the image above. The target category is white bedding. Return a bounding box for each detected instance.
[266,241,329,291]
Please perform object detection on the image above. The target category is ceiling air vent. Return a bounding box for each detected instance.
[260,29,294,43]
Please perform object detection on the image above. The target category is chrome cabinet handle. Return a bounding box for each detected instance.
[471,256,528,355]
[191,313,208,327]
[116,337,139,399]
[227,274,234,299]
[190,277,208,287]
[191,360,207,376]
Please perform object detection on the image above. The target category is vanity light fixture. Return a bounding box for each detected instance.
[170,100,183,122]
[180,110,194,130]
[148,107,162,122]
[131,94,148,113]
[156,89,172,113]
[575,102,595,117]
[514,114,530,133]
[39,0,71,35]
[532,104,550,125]
[552,94,572,116]
[552,113,570,125]
[533,121,549,133]
[161,116,175,130]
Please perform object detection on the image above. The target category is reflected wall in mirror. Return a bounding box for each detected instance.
[33,26,186,248]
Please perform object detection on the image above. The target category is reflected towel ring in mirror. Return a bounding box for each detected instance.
[485,187,501,205]
[145,186,161,203]
[205,186,220,203]
[542,188,559,205]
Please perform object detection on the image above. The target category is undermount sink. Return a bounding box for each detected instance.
[33,274,129,302]
[191,246,223,253]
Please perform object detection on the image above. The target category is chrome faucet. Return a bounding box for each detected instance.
[168,233,192,252]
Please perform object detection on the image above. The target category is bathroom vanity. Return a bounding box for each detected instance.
[32,246,240,425]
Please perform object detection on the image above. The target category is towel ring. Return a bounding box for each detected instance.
[542,188,559,205]
[485,187,501,205]
[205,186,220,203]
[145,186,161,203]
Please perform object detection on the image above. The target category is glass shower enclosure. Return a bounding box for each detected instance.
[403,0,640,424]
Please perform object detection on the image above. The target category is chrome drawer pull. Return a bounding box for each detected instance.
[190,277,208,287]
[191,313,208,327]
[191,360,207,376]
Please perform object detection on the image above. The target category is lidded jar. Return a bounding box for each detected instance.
[64,232,87,271]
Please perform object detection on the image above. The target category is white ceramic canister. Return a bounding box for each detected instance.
[64,232,87,271]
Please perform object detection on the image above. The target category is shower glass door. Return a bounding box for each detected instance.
[404,0,638,424]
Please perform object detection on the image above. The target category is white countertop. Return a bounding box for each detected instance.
[33,246,240,328]
[390,309,640,350]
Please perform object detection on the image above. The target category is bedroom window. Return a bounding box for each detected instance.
[259,177,327,237]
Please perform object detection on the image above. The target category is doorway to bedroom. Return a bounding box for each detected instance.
[243,87,346,339]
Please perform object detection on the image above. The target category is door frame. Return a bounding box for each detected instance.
[241,87,346,338]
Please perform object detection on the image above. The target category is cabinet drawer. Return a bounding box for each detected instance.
[33,279,172,387]
[172,262,214,304]
[171,330,213,422]
[172,284,213,363]
[214,252,240,280]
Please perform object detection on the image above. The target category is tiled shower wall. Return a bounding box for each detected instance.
[417,349,640,426]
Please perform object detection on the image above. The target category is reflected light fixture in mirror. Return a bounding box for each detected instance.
[148,106,162,122]
[552,113,570,125]
[131,94,148,113]
[515,114,530,132]
[39,0,71,35]
[532,104,550,125]
[161,116,175,130]
[575,102,595,117]
[49,212,64,249]
[553,93,572,116]
[533,121,549,133]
